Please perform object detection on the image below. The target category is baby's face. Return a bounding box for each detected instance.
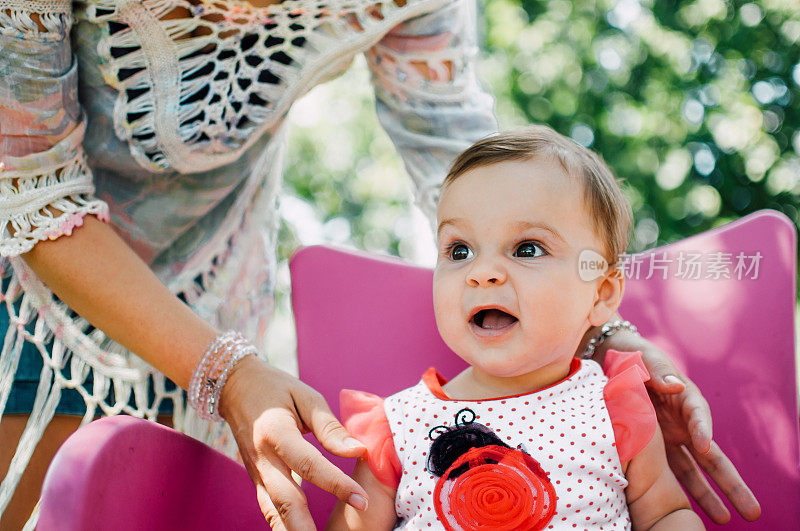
[433,157,611,378]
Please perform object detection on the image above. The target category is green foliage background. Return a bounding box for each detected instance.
[265,0,799,365]
[281,0,798,258]
[485,0,799,250]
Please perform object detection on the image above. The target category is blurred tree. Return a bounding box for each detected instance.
[279,0,799,264]
[481,0,799,252]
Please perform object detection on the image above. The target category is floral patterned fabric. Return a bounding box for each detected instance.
[0,0,498,527]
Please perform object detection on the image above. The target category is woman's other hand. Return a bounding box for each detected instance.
[219,355,369,531]
[600,330,762,524]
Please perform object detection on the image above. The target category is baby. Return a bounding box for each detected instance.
[327,125,703,530]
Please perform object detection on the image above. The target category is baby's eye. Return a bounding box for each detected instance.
[514,241,546,258]
[449,243,473,261]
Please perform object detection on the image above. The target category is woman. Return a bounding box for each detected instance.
[0,1,759,530]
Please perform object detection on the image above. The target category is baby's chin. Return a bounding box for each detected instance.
[458,351,547,378]
[457,347,572,379]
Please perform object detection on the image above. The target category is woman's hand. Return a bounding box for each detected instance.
[219,355,369,531]
[599,330,761,524]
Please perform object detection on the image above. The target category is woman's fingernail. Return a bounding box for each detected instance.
[344,437,365,450]
[349,493,368,511]
[664,375,682,385]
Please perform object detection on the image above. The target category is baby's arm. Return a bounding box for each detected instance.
[327,459,397,531]
[625,423,704,529]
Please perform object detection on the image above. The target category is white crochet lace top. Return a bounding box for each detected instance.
[0,0,497,527]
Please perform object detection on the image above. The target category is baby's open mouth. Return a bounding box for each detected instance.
[471,308,519,330]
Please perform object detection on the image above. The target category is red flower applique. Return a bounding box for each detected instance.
[427,409,557,530]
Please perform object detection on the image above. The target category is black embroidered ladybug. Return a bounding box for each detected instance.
[426,408,557,531]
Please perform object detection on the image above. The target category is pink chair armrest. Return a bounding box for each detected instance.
[39,416,267,531]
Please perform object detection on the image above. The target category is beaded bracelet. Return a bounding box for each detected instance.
[582,320,639,360]
[189,330,258,421]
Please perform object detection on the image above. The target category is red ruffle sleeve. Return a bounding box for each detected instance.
[602,349,658,464]
[339,389,402,490]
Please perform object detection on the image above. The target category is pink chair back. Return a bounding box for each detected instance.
[291,209,798,529]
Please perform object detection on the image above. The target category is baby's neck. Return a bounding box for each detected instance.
[442,359,574,400]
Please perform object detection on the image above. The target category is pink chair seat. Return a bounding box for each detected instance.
[38,209,797,529]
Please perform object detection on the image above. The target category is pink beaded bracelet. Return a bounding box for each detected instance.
[188,330,258,421]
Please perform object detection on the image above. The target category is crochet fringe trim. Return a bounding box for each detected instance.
[0,153,110,258]
[0,0,71,41]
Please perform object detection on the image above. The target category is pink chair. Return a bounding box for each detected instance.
[38,415,267,530]
[291,209,798,529]
[39,209,797,529]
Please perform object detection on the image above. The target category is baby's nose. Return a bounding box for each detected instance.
[467,259,507,287]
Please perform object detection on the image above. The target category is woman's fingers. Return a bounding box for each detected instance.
[666,440,762,524]
[223,360,369,526]
[687,441,762,522]
[618,339,760,523]
[222,359,368,527]
[640,349,686,394]
[255,483,289,531]
[266,414,369,511]
[254,452,316,531]
[666,444,730,524]
[296,385,367,458]
[239,442,311,531]
[679,382,713,453]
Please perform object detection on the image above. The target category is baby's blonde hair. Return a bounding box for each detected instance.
[443,125,632,266]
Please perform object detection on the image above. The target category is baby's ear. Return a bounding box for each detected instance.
[588,266,625,327]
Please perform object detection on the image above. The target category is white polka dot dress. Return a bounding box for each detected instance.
[383,359,632,530]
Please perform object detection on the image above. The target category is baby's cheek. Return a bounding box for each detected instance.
[432,280,459,326]
[436,315,473,362]
[436,314,462,347]
[538,281,589,316]
[432,295,451,334]
[525,294,586,349]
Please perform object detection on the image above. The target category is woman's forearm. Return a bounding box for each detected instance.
[21,214,218,390]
